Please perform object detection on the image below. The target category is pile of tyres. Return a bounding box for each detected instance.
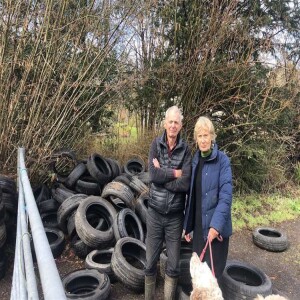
[0,176,18,280]
[33,150,166,298]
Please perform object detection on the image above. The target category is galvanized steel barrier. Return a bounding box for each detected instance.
[10,148,66,300]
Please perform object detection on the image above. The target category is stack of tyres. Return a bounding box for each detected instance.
[0,175,17,280]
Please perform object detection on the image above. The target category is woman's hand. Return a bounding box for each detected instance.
[207,227,219,243]
[184,233,192,242]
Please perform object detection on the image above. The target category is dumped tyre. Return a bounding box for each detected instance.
[113,208,144,242]
[105,158,121,180]
[102,181,135,210]
[49,150,77,182]
[111,237,146,292]
[57,194,87,233]
[62,268,111,299]
[85,248,117,283]
[51,185,75,204]
[75,196,117,248]
[0,248,6,280]
[123,158,145,176]
[68,213,92,259]
[252,227,288,252]
[38,198,59,214]
[45,227,65,258]
[74,177,102,196]
[160,246,192,286]
[128,176,149,195]
[177,284,191,300]
[135,192,149,224]
[64,163,87,188]
[219,260,272,299]
[87,153,112,185]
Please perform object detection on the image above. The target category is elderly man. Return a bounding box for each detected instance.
[145,106,192,300]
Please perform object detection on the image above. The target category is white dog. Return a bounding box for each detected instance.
[190,252,223,300]
[254,295,288,300]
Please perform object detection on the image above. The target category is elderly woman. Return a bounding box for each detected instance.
[184,116,233,278]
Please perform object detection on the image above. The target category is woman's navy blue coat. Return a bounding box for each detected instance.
[183,143,233,239]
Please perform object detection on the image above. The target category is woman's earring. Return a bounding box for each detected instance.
[211,142,214,150]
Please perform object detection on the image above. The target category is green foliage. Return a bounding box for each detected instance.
[232,191,300,231]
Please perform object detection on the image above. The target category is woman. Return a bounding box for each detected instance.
[184,116,233,278]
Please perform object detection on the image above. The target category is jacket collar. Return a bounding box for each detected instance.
[159,130,183,149]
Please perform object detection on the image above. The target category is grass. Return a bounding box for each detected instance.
[232,189,300,231]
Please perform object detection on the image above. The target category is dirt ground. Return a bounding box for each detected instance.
[1,217,299,300]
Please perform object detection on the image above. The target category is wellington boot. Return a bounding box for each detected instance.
[164,274,178,300]
[145,274,156,300]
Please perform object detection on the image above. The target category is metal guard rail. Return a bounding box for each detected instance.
[10,148,66,300]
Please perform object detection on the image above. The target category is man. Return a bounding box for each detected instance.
[145,105,192,300]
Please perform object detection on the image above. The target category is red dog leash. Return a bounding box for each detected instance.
[199,235,223,278]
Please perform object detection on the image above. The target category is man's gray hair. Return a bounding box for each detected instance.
[165,105,183,122]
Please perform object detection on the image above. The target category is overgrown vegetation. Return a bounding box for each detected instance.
[232,188,300,231]
[0,0,299,193]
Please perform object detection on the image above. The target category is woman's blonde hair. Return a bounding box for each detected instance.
[194,116,217,142]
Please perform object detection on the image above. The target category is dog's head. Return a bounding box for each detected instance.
[190,252,215,287]
[190,252,223,300]
[190,252,216,288]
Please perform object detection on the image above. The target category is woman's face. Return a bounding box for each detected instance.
[196,127,212,152]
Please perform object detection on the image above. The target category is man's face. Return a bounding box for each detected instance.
[164,111,182,139]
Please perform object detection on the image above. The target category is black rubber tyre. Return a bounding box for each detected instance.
[62,268,111,299]
[75,178,102,196]
[111,237,146,292]
[68,213,92,258]
[65,163,87,189]
[85,248,117,283]
[38,198,59,214]
[129,176,149,195]
[33,184,51,204]
[137,171,151,185]
[252,227,289,252]
[123,158,146,176]
[112,208,144,242]
[160,246,192,285]
[0,223,7,248]
[0,201,5,220]
[105,158,121,180]
[219,260,272,300]
[0,176,16,194]
[135,192,149,224]
[51,185,75,204]
[75,196,117,248]
[0,248,7,280]
[87,153,112,185]
[45,227,65,258]
[41,211,59,228]
[109,197,127,211]
[101,181,135,210]
[49,150,77,178]
[113,173,132,186]
[57,194,87,233]
[2,192,17,214]
[177,284,191,300]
